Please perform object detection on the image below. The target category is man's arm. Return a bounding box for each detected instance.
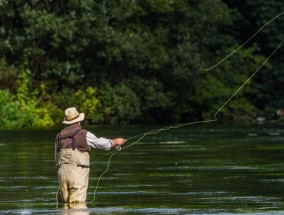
[86,132,126,150]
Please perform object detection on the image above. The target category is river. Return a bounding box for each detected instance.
[1,124,284,214]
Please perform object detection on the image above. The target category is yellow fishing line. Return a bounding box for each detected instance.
[202,11,284,72]
[89,12,284,204]
[213,39,283,119]
[89,151,117,203]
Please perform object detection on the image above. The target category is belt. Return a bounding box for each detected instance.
[77,164,90,168]
[71,201,86,204]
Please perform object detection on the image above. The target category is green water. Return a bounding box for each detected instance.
[1,124,284,214]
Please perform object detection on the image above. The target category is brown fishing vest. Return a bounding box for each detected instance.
[56,124,90,152]
[56,124,90,167]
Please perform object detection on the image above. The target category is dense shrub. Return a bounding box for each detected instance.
[0,70,57,129]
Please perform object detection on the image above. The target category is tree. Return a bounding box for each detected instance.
[223,0,284,120]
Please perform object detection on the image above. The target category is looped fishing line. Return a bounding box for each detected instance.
[89,11,284,203]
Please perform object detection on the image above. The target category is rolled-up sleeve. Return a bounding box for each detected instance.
[86,131,112,150]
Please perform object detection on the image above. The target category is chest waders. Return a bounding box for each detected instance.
[56,129,90,205]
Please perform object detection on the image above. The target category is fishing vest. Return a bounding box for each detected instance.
[56,124,91,167]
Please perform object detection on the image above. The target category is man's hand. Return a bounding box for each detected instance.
[111,138,127,147]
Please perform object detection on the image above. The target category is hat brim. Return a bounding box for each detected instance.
[62,113,85,124]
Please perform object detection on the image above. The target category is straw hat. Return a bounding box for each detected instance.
[62,107,85,124]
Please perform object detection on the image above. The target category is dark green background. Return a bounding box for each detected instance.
[0,0,283,128]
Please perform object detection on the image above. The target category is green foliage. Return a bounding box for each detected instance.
[220,98,257,122]
[223,0,284,121]
[191,46,269,122]
[0,70,57,129]
[0,89,36,129]
[2,101,28,129]
[0,59,18,91]
[54,87,101,124]
[0,90,19,129]
[243,1,284,120]
[0,0,283,128]
[99,82,141,124]
[130,77,174,122]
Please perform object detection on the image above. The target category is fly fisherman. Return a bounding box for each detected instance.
[55,107,126,208]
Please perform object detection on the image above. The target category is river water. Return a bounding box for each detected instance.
[1,124,284,214]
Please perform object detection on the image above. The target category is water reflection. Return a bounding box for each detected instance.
[60,205,90,215]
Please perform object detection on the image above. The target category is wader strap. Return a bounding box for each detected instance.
[71,129,82,150]
[77,164,90,168]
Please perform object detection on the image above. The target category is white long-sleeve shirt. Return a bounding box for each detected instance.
[86,131,112,150]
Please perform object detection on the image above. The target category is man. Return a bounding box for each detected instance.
[55,107,126,207]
